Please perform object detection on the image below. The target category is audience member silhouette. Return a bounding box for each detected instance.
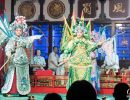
[113,82,130,100]
[66,80,99,100]
[44,93,62,100]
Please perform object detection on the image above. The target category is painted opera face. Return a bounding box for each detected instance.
[15,28,23,37]
[76,29,84,38]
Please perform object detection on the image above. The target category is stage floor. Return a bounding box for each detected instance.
[0,93,118,100]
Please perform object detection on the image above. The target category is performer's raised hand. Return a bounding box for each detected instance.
[98,36,105,46]
[63,58,69,63]
[7,52,12,59]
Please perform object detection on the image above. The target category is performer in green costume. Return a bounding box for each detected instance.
[60,16,104,88]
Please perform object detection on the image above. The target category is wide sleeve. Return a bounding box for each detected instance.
[63,40,76,58]
[5,39,15,56]
[86,40,98,53]
[25,35,42,48]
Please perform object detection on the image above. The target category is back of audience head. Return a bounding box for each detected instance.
[66,80,98,100]
[113,82,130,100]
[44,93,62,100]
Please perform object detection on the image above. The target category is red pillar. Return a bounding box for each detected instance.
[0,47,5,88]
[0,0,5,16]
[0,0,5,88]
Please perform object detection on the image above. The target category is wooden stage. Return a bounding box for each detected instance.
[29,69,130,94]
[1,69,130,94]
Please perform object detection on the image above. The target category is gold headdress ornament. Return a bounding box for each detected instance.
[60,11,91,51]
[72,11,91,40]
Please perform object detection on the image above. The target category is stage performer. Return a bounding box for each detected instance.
[90,30,101,91]
[101,37,119,75]
[0,15,42,97]
[60,17,105,88]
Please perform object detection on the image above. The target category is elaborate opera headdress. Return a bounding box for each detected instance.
[70,12,91,39]
[60,12,91,51]
[72,20,87,36]
[9,15,28,33]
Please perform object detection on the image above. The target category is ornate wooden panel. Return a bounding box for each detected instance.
[78,0,97,18]
[93,23,111,60]
[109,0,128,18]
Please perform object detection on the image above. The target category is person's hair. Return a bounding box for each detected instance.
[113,82,129,100]
[28,95,35,100]
[66,80,98,100]
[44,93,62,100]
[35,49,40,55]
[53,46,57,50]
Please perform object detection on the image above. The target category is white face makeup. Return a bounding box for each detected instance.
[76,29,84,38]
[15,28,22,37]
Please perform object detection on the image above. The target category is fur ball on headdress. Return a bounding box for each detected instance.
[9,16,27,33]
